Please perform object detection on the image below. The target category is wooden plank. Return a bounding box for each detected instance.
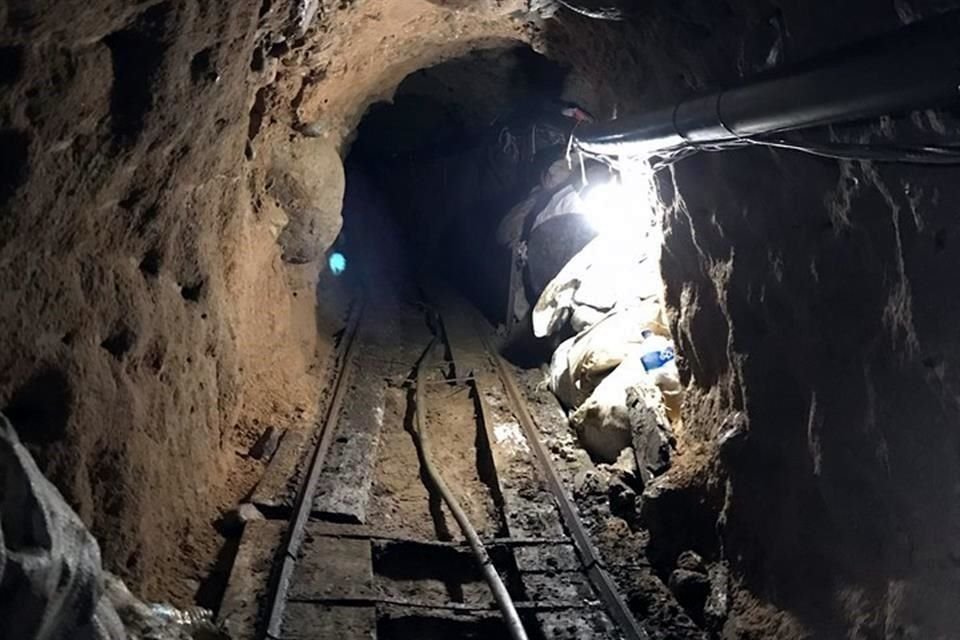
[250,427,309,513]
[372,539,493,608]
[302,521,569,547]
[281,603,376,640]
[217,520,286,640]
[513,544,580,573]
[303,521,376,538]
[536,610,620,640]
[313,359,386,523]
[522,572,596,602]
[289,536,373,600]
[293,597,596,612]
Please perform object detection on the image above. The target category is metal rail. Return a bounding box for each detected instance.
[478,330,650,640]
[258,295,642,639]
[411,339,530,640]
[263,301,364,639]
[287,596,599,612]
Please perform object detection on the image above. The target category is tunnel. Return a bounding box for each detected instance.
[3,1,960,639]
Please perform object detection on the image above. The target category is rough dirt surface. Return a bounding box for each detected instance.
[0,0,338,604]
[422,381,502,538]
[647,2,960,638]
[0,0,537,606]
[6,0,960,636]
[368,357,502,543]
[369,384,441,542]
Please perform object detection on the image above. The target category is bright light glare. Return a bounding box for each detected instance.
[581,182,630,235]
[328,251,347,276]
[579,163,655,238]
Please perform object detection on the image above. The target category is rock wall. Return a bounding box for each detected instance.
[542,1,960,636]
[649,2,960,637]
[0,0,539,605]
[0,0,335,602]
[663,132,960,638]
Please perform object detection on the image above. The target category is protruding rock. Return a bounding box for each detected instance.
[573,467,611,499]
[717,411,749,463]
[676,550,705,573]
[668,568,711,616]
[610,446,639,477]
[220,503,265,535]
[704,562,730,630]
[248,426,282,461]
[607,477,638,519]
[627,381,675,484]
[267,136,345,264]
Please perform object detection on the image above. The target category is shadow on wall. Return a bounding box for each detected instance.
[4,367,73,448]
[338,160,419,305]
[661,141,960,636]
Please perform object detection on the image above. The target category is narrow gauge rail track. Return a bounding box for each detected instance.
[253,292,648,640]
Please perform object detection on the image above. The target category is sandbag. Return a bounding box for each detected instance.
[547,304,668,409]
[570,356,674,470]
[565,304,665,385]
[572,249,663,311]
[525,213,596,295]
[0,413,109,640]
[548,336,580,409]
[533,234,663,338]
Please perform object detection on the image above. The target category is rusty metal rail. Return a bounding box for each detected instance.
[476,328,651,640]
[254,293,644,640]
[263,300,364,639]
[410,338,529,640]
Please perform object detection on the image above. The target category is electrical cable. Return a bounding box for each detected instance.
[573,131,960,169]
[742,137,960,164]
[555,0,627,21]
[411,339,530,640]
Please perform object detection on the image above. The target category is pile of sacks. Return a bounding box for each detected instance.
[536,237,681,482]
[0,413,227,640]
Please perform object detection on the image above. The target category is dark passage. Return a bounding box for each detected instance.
[343,46,591,327]
[4,3,960,640]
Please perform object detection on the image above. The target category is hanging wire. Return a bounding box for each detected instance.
[556,0,628,20]
[739,137,960,164]
[573,131,960,170]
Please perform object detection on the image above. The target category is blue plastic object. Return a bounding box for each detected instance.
[641,346,675,371]
[328,251,347,276]
[639,329,675,371]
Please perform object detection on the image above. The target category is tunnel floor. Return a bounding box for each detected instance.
[214,276,709,640]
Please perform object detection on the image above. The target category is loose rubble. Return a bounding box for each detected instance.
[248,426,283,461]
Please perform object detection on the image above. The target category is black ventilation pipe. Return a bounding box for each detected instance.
[575,11,960,157]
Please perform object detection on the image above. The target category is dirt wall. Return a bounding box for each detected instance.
[539,1,960,636]
[0,0,539,605]
[646,2,960,637]
[0,0,331,602]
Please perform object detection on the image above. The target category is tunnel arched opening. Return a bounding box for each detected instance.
[5,3,960,640]
[341,44,579,320]
[339,43,668,370]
